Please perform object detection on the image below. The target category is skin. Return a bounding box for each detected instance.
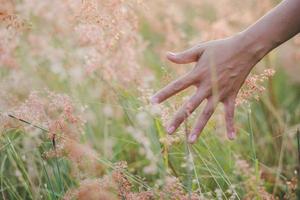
[151,0,300,144]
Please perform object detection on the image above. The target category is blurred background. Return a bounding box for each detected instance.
[0,0,300,199]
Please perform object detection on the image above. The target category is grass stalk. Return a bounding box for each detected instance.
[248,109,260,198]
[296,129,300,198]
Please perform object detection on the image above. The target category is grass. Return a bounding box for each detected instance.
[1,49,300,200]
[1,0,300,199]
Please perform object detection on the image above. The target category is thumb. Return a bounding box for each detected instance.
[166,45,203,64]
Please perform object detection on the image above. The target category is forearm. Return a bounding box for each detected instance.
[240,0,300,60]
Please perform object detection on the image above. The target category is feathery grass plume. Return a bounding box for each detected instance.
[0,1,30,69]
[1,0,299,198]
[73,0,146,84]
[234,156,275,199]
[64,161,155,200]
[158,176,201,200]
[236,69,276,106]
[63,178,118,200]
[0,22,19,68]
[3,90,104,177]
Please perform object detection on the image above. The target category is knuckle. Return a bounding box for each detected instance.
[172,81,183,92]
[174,113,184,125]
[193,128,200,135]
[156,92,165,100]
[194,123,204,133]
[226,114,234,122]
[203,85,211,95]
[181,109,190,120]
[189,71,199,81]
[202,109,211,118]
[186,101,196,113]
[185,104,193,115]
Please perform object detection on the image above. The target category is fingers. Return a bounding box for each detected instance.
[224,97,236,140]
[167,45,204,64]
[188,98,215,143]
[151,73,196,104]
[166,89,207,134]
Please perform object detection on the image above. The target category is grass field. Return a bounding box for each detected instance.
[1,0,300,199]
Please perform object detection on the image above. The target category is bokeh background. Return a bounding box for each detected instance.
[0,0,300,199]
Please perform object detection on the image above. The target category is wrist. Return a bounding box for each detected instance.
[236,31,274,62]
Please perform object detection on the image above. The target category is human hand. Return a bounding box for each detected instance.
[151,33,268,143]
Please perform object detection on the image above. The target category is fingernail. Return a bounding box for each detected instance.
[167,52,176,57]
[228,131,236,140]
[150,96,159,104]
[167,126,175,134]
[188,134,197,143]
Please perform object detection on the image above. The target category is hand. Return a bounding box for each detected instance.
[151,33,267,143]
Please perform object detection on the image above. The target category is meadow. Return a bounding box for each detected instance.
[0,0,300,199]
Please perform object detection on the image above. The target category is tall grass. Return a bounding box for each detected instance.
[1,0,300,199]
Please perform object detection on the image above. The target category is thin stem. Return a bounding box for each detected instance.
[297,129,300,198]
[0,111,48,133]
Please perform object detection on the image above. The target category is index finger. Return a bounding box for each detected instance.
[151,73,196,104]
